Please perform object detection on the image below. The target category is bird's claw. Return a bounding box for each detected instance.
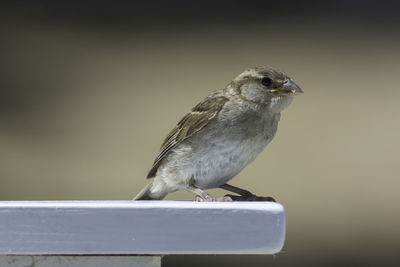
[224,194,276,202]
[195,195,233,202]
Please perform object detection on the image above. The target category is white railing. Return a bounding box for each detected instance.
[0,201,285,266]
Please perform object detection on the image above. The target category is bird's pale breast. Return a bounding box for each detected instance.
[175,112,280,189]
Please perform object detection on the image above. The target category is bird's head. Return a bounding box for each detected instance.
[231,66,303,112]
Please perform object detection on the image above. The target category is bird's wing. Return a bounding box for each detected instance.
[146,95,228,178]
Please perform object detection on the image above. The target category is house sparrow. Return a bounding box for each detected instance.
[134,66,302,201]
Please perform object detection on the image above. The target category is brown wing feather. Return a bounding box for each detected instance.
[146,96,228,178]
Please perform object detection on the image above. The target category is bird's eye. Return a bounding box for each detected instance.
[261,77,272,87]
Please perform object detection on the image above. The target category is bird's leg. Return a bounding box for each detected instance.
[220,183,253,197]
[186,176,232,202]
[220,183,276,202]
[186,186,213,201]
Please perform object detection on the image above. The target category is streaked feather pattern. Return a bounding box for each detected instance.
[146,96,228,178]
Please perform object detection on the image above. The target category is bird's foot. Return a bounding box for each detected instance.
[224,194,276,202]
[195,194,233,202]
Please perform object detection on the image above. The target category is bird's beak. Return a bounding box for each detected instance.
[281,79,303,95]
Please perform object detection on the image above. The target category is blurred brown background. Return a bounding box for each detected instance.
[1,1,399,266]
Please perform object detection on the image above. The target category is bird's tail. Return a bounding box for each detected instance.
[133,182,166,200]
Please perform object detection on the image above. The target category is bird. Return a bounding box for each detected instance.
[134,66,302,201]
